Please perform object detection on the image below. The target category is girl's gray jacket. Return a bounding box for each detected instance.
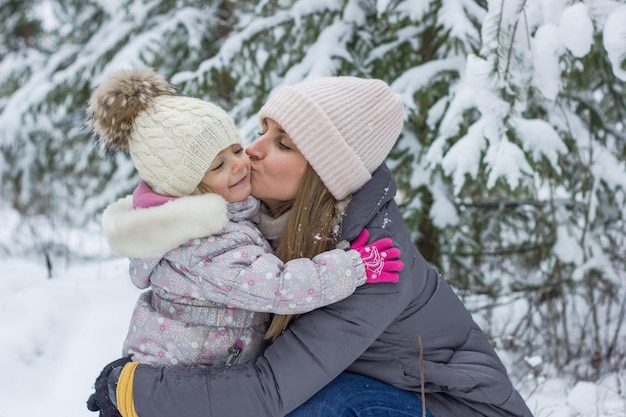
[106,165,533,417]
[118,196,366,367]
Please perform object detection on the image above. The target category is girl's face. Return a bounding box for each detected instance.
[200,144,251,203]
[245,118,308,211]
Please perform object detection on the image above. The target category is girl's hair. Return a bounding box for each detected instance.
[196,182,213,195]
[265,164,339,340]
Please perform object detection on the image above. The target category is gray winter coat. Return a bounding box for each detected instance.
[113,165,533,417]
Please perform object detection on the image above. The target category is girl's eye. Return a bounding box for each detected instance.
[210,162,224,171]
[234,146,243,154]
[277,140,291,150]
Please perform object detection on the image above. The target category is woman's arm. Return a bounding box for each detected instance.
[118,276,411,417]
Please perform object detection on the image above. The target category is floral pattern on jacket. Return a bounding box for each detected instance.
[121,196,366,367]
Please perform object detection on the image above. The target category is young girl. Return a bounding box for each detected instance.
[86,68,402,367]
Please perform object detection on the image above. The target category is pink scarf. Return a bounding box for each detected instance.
[132,180,177,209]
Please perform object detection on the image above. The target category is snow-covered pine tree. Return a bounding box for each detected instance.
[0,0,624,383]
[174,0,486,268]
[0,0,44,55]
[421,0,626,380]
[0,0,232,244]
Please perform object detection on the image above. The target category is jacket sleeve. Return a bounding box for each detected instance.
[170,242,368,314]
[131,264,413,417]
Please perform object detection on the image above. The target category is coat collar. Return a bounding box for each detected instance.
[340,163,397,242]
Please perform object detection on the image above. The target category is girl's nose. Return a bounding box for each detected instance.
[232,155,246,172]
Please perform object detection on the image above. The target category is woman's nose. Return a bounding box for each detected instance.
[245,136,265,160]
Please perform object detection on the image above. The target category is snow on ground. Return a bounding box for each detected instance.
[0,241,624,416]
[0,256,137,417]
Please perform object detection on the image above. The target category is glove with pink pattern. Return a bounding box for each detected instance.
[350,229,403,283]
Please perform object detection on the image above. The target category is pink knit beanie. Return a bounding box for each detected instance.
[258,76,404,200]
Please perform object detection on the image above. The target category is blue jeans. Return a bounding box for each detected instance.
[286,372,434,417]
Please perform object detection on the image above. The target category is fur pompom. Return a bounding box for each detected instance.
[86,68,179,153]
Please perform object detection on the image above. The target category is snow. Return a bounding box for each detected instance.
[512,116,567,167]
[0,209,624,417]
[532,24,565,101]
[396,0,431,21]
[428,176,460,228]
[438,0,483,42]
[0,256,137,417]
[392,56,466,111]
[441,119,487,194]
[526,376,626,417]
[603,4,626,82]
[554,223,585,264]
[280,20,350,84]
[1,0,625,415]
[559,3,594,58]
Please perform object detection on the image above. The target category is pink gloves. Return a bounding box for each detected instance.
[350,229,403,283]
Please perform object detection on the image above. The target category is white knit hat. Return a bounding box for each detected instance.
[258,76,404,200]
[87,68,241,197]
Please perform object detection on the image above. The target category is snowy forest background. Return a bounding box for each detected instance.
[0,0,625,416]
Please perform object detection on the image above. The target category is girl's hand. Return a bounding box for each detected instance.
[350,229,403,283]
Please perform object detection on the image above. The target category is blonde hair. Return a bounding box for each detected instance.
[265,164,339,340]
[196,182,213,195]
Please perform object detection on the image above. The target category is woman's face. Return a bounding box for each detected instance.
[246,118,308,211]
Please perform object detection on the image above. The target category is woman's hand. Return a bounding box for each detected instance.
[350,229,403,283]
[86,357,131,417]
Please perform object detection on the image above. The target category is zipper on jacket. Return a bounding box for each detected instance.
[225,340,244,366]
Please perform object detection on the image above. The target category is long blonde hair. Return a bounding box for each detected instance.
[265,164,339,340]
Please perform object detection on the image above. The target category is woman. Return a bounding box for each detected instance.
[85,67,401,370]
[87,76,533,417]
